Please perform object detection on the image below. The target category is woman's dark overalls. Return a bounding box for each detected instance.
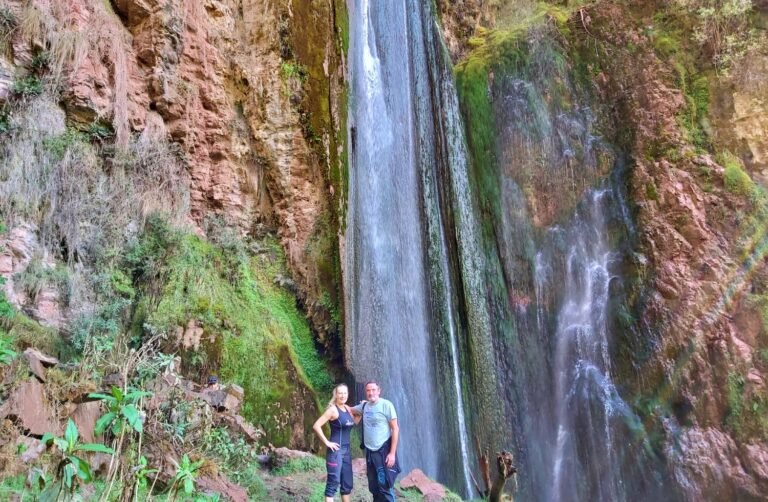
[325,406,355,497]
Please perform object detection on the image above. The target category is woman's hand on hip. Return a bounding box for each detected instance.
[326,441,341,452]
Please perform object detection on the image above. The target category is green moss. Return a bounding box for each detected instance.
[272,455,325,476]
[675,65,711,150]
[279,61,307,82]
[333,0,349,55]
[129,217,331,444]
[455,52,501,221]
[726,371,768,440]
[719,150,755,196]
[653,34,681,58]
[645,182,659,201]
[7,312,63,357]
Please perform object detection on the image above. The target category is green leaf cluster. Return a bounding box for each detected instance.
[40,420,114,500]
[89,386,151,436]
[171,453,205,496]
[0,333,17,365]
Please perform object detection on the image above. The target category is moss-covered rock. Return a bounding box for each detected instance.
[127,217,332,449]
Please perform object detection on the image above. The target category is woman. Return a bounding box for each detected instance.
[313,383,357,502]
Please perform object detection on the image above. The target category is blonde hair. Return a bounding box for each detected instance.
[327,384,349,408]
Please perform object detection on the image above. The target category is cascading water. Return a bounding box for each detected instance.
[345,1,494,489]
[347,2,680,500]
[538,187,653,502]
[345,0,439,477]
[454,23,681,501]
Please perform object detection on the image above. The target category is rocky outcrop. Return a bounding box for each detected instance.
[1,0,344,341]
[443,0,768,497]
[564,2,768,497]
[712,55,768,173]
[435,0,499,62]
[0,224,65,329]
[400,469,448,501]
[0,379,60,436]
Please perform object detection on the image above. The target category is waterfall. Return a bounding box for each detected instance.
[345,0,439,476]
[346,3,677,500]
[540,188,647,501]
[345,0,499,493]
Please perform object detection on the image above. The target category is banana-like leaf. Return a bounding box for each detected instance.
[76,443,115,454]
[63,463,75,489]
[94,412,117,436]
[64,419,79,449]
[121,404,143,433]
[184,477,194,494]
[39,478,62,502]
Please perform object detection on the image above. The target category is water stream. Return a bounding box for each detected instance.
[346,3,678,500]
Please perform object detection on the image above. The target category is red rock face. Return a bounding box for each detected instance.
[570,3,768,496]
[439,0,768,496]
[3,1,350,364]
[2,0,342,334]
[0,379,60,436]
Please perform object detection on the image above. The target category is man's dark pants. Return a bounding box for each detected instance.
[365,439,399,502]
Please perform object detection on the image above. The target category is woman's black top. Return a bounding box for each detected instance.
[329,406,355,447]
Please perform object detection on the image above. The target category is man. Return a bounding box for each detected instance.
[351,381,400,501]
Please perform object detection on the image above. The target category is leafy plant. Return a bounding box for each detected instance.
[31,51,51,72]
[170,453,205,497]
[86,121,114,141]
[89,386,151,435]
[0,277,15,319]
[134,454,158,490]
[0,333,17,365]
[0,7,16,34]
[40,419,114,500]
[136,351,176,382]
[11,76,43,98]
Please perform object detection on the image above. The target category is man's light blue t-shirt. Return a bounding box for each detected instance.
[354,398,397,451]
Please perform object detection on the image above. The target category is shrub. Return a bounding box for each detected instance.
[0,277,15,319]
[0,333,17,365]
[40,419,114,499]
[0,7,17,35]
[14,257,70,302]
[11,77,43,97]
[0,96,189,266]
[30,51,51,72]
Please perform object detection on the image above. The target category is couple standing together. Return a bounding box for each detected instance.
[313,381,401,501]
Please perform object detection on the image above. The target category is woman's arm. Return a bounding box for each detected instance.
[312,407,340,451]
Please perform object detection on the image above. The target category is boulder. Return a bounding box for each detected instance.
[219,413,263,444]
[22,348,59,382]
[71,401,103,443]
[201,385,242,412]
[400,468,447,501]
[197,474,248,502]
[0,379,59,436]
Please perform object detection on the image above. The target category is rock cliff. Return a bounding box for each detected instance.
[443,0,768,498]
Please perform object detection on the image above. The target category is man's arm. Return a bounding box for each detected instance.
[349,403,363,417]
[386,418,399,468]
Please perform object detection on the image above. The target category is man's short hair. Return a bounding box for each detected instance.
[364,380,379,389]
